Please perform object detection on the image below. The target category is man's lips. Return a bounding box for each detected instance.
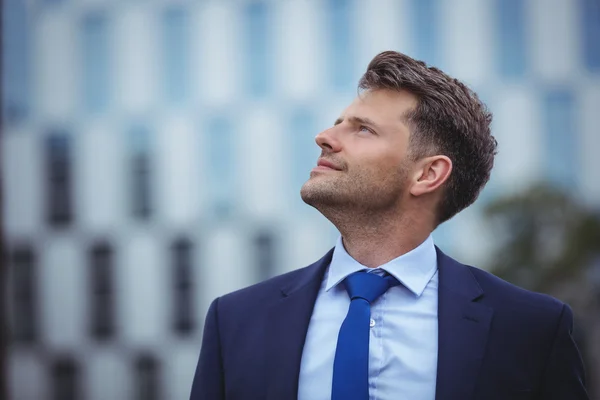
[313,159,342,172]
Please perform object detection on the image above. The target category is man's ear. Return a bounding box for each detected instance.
[409,155,452,197]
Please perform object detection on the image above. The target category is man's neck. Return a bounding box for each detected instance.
[327,208,433,268]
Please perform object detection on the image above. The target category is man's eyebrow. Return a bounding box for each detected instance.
[333,116,381,129]
[349,116,379,128]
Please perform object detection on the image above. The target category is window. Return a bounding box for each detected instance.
[135,354,161,400]
[581,0,600,72]
[410,0,440,67]
[162,7,190,105]
[543,89,578,188]
[51,357,80,400]
[129,125,153,220]
[244,1,271,97]
[327,0,354,92]
[82,12,110,113]
[172,237,195,335]
[2,0,31,125]
[46,132,73,226]
[290,109,319,202]
[495,0,527,78]
[89,241,115,340]
[205,116,235,218]
[11,244,37,343]
[254,231,276,281]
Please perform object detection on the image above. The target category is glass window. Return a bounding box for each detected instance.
[244,1,271,97]
[129,125,153,220]
[172,237,195,335]
[289,108,320,208]
[254,231,276,281]
[51,357,79,400]
[327,0,354,92]
[82,12,110,113]
[162,7,190,105]
[410,0,440,67]
[581,0,600,72]
[89,241,115,340]
[543,89,578,188]
[135,354,160,400]
[495,0,527,78]
[46,132,73,226]
[2,0,31,125]
[11,244,37,343]
[205,116,235,218]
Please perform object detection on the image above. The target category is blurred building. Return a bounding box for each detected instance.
[2,0,599,399]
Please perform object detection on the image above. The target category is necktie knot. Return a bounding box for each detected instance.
[344,271,399,304]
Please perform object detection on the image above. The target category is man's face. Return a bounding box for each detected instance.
[301,89,419,213]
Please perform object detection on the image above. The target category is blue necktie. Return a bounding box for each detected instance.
[331,271,400,400]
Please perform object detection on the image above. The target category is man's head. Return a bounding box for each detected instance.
[300,51,497,227]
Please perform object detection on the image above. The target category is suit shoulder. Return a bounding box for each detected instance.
[467,265,566,315]
[216,248,332,305]
[220,265,317,302]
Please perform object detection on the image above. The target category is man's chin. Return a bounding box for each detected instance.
[301,186,339,208]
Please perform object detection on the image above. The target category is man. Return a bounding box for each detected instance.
[190,51,588,399]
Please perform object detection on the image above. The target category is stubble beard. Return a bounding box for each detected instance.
[300,166,408,227]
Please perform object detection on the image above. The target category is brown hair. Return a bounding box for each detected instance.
[358,51,497,225]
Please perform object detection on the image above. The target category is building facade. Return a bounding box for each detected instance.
[3,0,600,399]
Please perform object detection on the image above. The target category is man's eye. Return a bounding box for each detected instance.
[359,126,372,134]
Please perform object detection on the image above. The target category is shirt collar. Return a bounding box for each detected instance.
[325,235,438,297]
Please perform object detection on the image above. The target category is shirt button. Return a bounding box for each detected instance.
[370,319,376,328]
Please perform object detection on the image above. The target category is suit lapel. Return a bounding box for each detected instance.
[435,248,493,400]
[265,250,333,400]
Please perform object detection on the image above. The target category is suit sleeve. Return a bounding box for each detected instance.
[190,298,225,400]
[539,303,589,399]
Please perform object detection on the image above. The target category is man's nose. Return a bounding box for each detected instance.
[315,127,342,153]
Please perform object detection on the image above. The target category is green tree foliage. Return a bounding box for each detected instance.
[484,184,600,302]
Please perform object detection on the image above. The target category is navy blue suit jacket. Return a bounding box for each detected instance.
[190,247,588,400]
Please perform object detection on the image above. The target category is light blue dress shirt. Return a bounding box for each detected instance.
[298,235,439,400]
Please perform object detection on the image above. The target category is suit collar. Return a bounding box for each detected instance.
[435,247,493,400]
[266,249,333,400]
[280,248,334,297]
[435,246,484,301]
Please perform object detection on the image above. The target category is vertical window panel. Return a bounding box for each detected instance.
[581,0,600,72]
[51,357,79,400]
[89,241,115,340]
[254,231,276,281]
[129,125,153,220]
[2,0,31,125]
[410,0,440,67]
[244,1,271,97]
[82,12,110,113]
[172,237,195,335]
[135,354,160,400]
[206,116,235,218]
[11,244,37,343]
[46,132,73,226]
[162,7,190,105]
[543,89,579,188]
[290,108,319,206]
[495,0,527,78]
[328,0,354,92]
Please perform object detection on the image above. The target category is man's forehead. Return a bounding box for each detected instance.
[339,90,416,125]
